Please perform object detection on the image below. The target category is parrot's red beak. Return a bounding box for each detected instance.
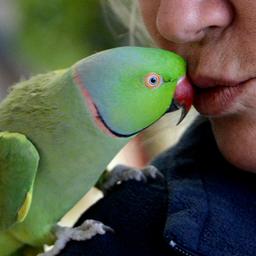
[167,76,194,124]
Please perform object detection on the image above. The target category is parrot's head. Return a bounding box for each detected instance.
[73,47,194,137]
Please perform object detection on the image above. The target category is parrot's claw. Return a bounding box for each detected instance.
[37,220,114,256]
[100,164,163,194]
[143,165,164,179]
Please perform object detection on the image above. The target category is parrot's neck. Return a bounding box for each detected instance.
[0,69,131,246]
[72,66,119,138]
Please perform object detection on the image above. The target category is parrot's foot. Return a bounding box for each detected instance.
[101,164,163,194]
[37,220,114,256]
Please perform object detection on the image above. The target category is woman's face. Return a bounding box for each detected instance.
[139,0,256,172]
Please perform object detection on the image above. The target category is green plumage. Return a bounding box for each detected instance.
[0,47,187,255]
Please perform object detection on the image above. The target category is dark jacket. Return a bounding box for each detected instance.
[59,117,256,256]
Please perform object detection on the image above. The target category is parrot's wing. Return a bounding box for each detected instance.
[0,132,39,230]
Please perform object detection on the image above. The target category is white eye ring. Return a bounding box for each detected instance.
[144,73,163,89]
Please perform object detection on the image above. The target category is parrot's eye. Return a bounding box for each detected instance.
[144,73,163,89]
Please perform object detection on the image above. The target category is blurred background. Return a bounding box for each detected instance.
[0,0,197,226]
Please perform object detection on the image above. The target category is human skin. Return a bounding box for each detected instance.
[138,0,256,172]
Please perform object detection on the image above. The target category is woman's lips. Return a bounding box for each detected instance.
[192,76,252,116]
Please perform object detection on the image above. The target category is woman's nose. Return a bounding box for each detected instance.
[156,0,234,43]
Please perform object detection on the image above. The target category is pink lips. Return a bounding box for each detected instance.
[191,76,251,116]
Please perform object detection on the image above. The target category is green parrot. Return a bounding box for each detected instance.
[0,47,193,255]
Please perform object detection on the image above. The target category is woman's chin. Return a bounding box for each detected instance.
[210,105,256,173]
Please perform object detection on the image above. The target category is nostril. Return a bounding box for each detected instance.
[208,25,220,30]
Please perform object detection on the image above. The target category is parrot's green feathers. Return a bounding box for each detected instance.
[0,132,39,230]
[0,47,190,255]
